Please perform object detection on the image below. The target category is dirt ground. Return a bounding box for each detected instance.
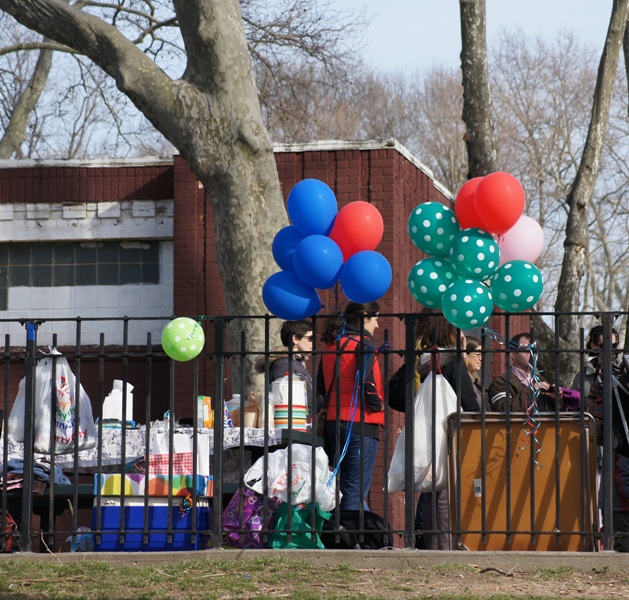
[2,551,629,599]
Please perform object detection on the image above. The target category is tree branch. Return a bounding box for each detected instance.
[0,0,186,147]
[0,44,53,158]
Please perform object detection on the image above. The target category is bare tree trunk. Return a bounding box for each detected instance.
[555,0,629,350]
[623,19,629,117]
[0,45,52,158]
[459,0,497,177]
[0,0,287,392]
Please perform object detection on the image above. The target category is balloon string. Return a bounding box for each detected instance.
[484,327,543,469]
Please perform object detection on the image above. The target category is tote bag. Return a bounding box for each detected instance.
[388,370,457,493]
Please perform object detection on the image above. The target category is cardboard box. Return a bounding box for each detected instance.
[92,497,210,551]
[94,473,213,497]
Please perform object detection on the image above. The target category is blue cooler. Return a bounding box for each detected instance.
[92,497,210,551]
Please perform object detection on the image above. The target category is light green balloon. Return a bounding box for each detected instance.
[449,228,499,281]
[408,202,460,258]
[161,317,205,361]
[408,257,456,308]
[491,260,544,312]
[441,279,494,329]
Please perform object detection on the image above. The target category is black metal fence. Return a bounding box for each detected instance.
[0,311,626,552]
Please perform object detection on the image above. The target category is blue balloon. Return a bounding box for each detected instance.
[262,271,322,320]
[293,235,344,289]
[287,179,338,236]
[272,225,304,271]
[340,251,392,303]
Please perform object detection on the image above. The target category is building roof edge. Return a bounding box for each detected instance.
[272,138,454,201]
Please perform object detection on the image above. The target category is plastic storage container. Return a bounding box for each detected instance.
[92,497,210,551]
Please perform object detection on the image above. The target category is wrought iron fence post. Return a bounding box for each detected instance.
[19,320,41,552]
[403,314,416,548]
[601,314,614,551]
[211,318,226,548]
[601,313,615,550]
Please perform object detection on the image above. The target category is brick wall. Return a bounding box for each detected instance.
[0,145,530,545]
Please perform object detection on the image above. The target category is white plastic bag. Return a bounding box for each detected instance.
[388,371,457,493]
[243,443,338,512]
[8,352,97,454]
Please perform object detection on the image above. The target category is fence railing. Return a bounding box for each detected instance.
[0,311,626,552]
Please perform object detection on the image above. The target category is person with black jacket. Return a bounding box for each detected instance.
[488,332,564,413]
[254,320,323,423]
[411,309,479,550]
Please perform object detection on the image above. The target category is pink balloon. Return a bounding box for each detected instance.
[496,216,544,265]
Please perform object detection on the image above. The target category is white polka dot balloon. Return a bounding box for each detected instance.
[161,317,205,361]
[407,202,460,258]
[441,279,494,330]
[408,257,456,308]
[449,227,499,281]
[490,260,544,312]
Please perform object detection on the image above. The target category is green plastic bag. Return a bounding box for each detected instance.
[268,503,331,549]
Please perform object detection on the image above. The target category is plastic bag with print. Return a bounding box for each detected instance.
[8,349,97,454]
[243,443,338,512]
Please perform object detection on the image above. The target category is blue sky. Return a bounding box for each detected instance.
[339,0,613,72]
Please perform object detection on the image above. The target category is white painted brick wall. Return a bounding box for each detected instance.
[0,199,174,242]
[0,211,175,345]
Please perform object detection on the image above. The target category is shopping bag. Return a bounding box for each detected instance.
[8,351,97,454]
[268,502,330,549]
[243,444,338,512]
[222,488,281,549]
[387,371,457,493]
[148,429,211,495]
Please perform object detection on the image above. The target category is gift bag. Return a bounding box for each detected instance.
[388,370,457,493]
[222,488,281,549]
[8,352,97,454]
[268,502,330,549]
[148,429,211,495]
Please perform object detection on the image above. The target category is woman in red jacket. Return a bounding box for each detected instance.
[318,301,385,511]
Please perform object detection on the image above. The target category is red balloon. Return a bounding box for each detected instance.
[455,177,485,229]
[329,201,384,260]
[474,172,525,235]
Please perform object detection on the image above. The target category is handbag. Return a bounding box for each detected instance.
[388,352,457,493]
[268,502,330,549]
[222,487,281,549]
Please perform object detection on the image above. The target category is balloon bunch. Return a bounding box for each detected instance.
[408,172,545,329]
[263,179,392,320]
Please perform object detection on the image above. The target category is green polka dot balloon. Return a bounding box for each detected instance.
[161,317,205,361]
[441,279,494,330]
[491,260,544,312]
[449,228,499,281]
[408,257,456,308]
[408,202,460,258]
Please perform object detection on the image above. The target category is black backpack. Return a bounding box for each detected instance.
[321,510,394,550]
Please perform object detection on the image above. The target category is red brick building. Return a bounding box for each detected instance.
[0,140,528,531]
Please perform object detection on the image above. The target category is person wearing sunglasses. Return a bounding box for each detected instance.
[570,324,620,401]
[254,319,322,423]
[488,332,564,413]
[465,336,490,411]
